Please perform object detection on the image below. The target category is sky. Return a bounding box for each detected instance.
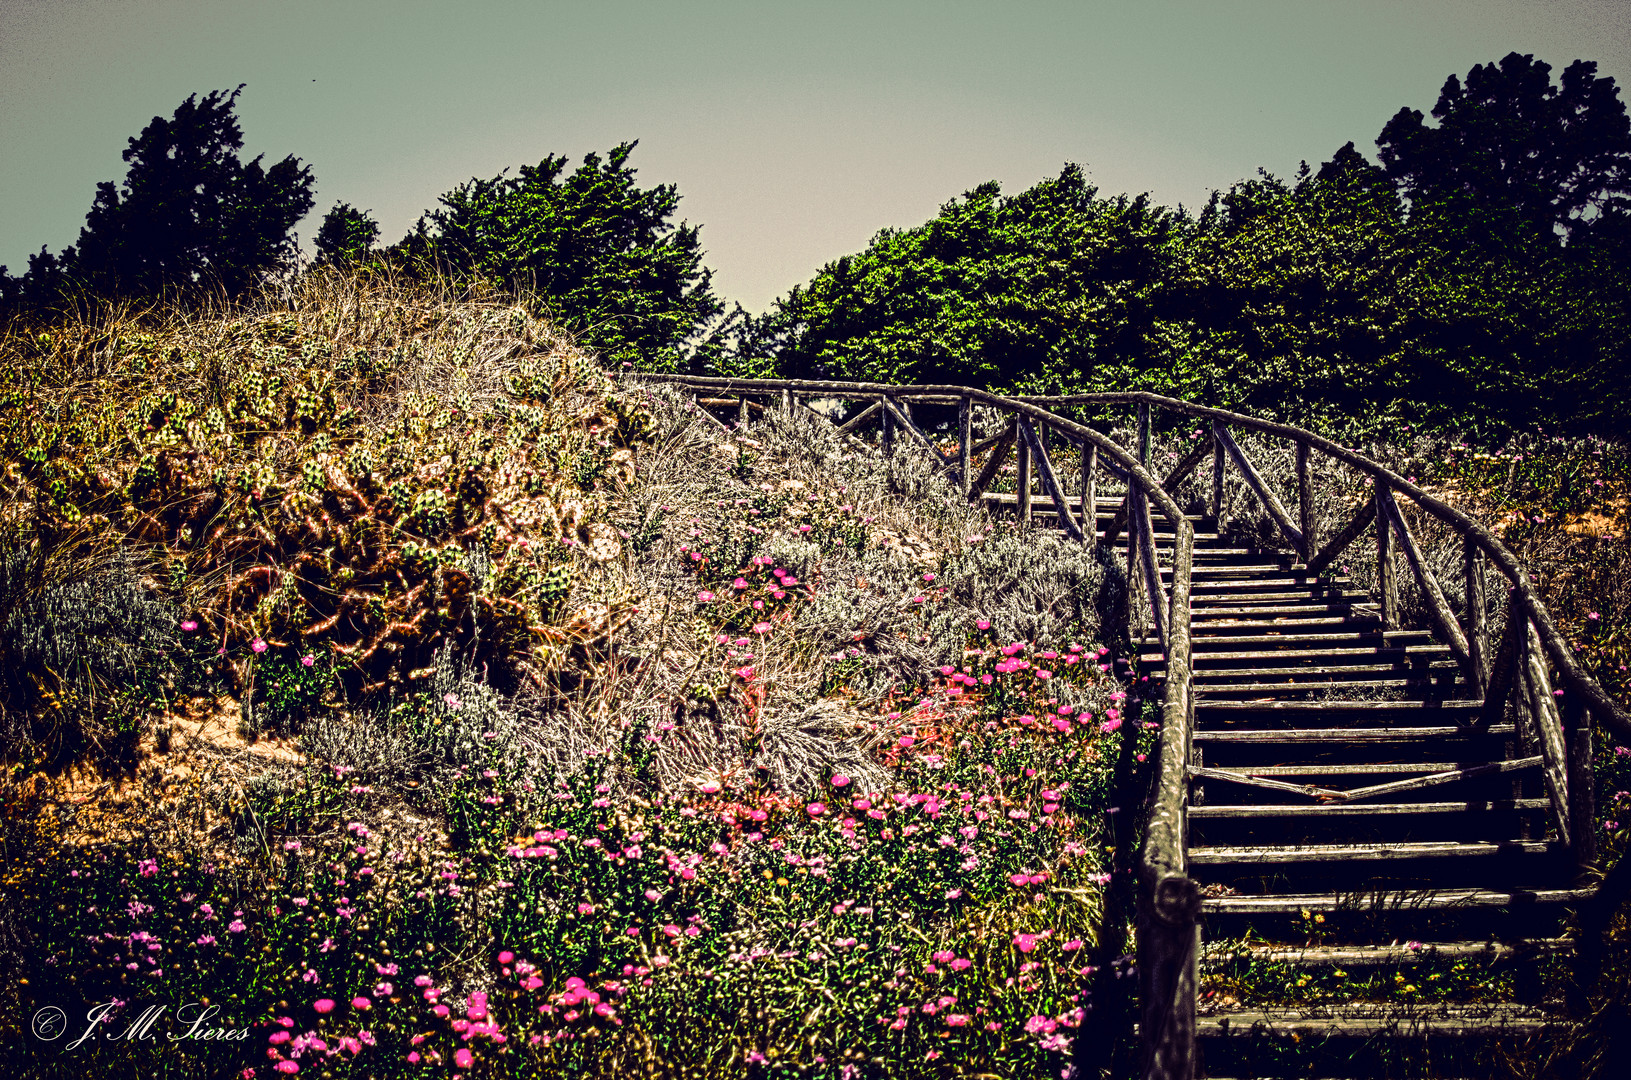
[3,0,1629,313]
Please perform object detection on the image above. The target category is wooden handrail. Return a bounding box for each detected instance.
[1139,518,1198,1080]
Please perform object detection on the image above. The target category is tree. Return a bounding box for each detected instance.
[313,202,380,266]
[398,142,725,371]
[1376,53,1631,238]
[2,86,313,307]
[745,165,1196,393]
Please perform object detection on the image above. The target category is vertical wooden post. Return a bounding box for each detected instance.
[1296,439,1316,562]
[737,394,748,426]
[782,388,793,414]
[1375,479,1397,629]
[1083,441,1098,555]
[1127,478,1142,638]
[1565,696,1597,873]
[1465,537,1489,696]
[1210,421,1225,523]
[957,396,972,498]
[1138,401,1151,467]
[1017,434,1033,529]
[881,397,895,450]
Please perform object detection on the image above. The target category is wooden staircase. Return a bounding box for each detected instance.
[1010,491,1592,1078]
[654,376,1624,1080]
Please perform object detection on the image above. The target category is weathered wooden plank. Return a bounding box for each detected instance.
[1478,588,1525,733]
[1203,888,1593,914]
[1189,798,1549,819]
[1524,623,1572,848]
[1139,516,1196,1080]
[1017,418,1082,541]
[1103,433,1213,547]
[1083,441,1098,556]
[1185,765,1344,799]
[835,399,882,435]
[1565,696,1595,871]
[1193,725,1513,744]
[1197,1005,1555,1037]
[1297,438,1316,556]
[882,397,952,465]
[1375,480,1398,628]
[1378,485,1475,679]
[1137,487,1169,650]
[1304,497,1377,576]
[966,421,1016,500]
[1331,757,1543,803]
[1138,401,1151,466]
[957,396,971,497]
[1206,940,1570,966]
[1127,479,1142,637]
[1214,422,1307,558]
[1212,429,1225,521]
[1465,536,1489,696]
[1189,840,1556,864]
[1016,431,1033,527]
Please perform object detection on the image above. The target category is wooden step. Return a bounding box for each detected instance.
[1177,630,1436,650]
[1197,1003,1556,1037]
[1188,840,1559,865]
[1202,939,1573,967]
[1192,725,1512,744]
[1189,799,1550,820]
[1190,661,1460,681]
[1201,887,1594,915]
[1197,699,1483,713]
[1195,677,1463,699]
[1144,644,1451,666]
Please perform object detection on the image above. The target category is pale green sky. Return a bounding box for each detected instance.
[3,0,1628,312]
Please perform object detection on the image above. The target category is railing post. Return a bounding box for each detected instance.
[1127,477,1142,638]
[958,396,972,498]
[1296,439,1316,561]
[881,396,895,450]
[1017,433,1033,529]
[1465,537,1489,696]
[737,394,748,426]
[1565,695,1596,874]
[782,388,793,414]
[1375,478,1397,629]
[1083,441,1098,555]
[1138,401,1151,468]
[1210,421,1224,523]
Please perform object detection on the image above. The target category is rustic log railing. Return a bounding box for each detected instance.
[630,375,1628,1080]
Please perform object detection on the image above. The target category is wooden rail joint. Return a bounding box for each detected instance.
[1151,873,1202,927]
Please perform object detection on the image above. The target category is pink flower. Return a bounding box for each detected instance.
[313,999,335,1014]
[251,638,268,654]
[897,736,915,749]
[976,619,991,630]
[1013,933,1039,953]
[1100,717,1122,734]
[455,1048,474,1069]
[351,996,371,1010]
[466,991,488,1020]
[444,693,462,711]
[696,590,715,603]
[301,654,315,667]
[1062,939,1083,952]
[179,619,198,632]
[753,621,772,634]
[497,950,514,965]
[798,524,812,533]
[663,924,681,937]
[945,1014,971,1027]
[732,577,749,589]
[910,595,926,604]
[831,774,851,788]
[808,802,826,816]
